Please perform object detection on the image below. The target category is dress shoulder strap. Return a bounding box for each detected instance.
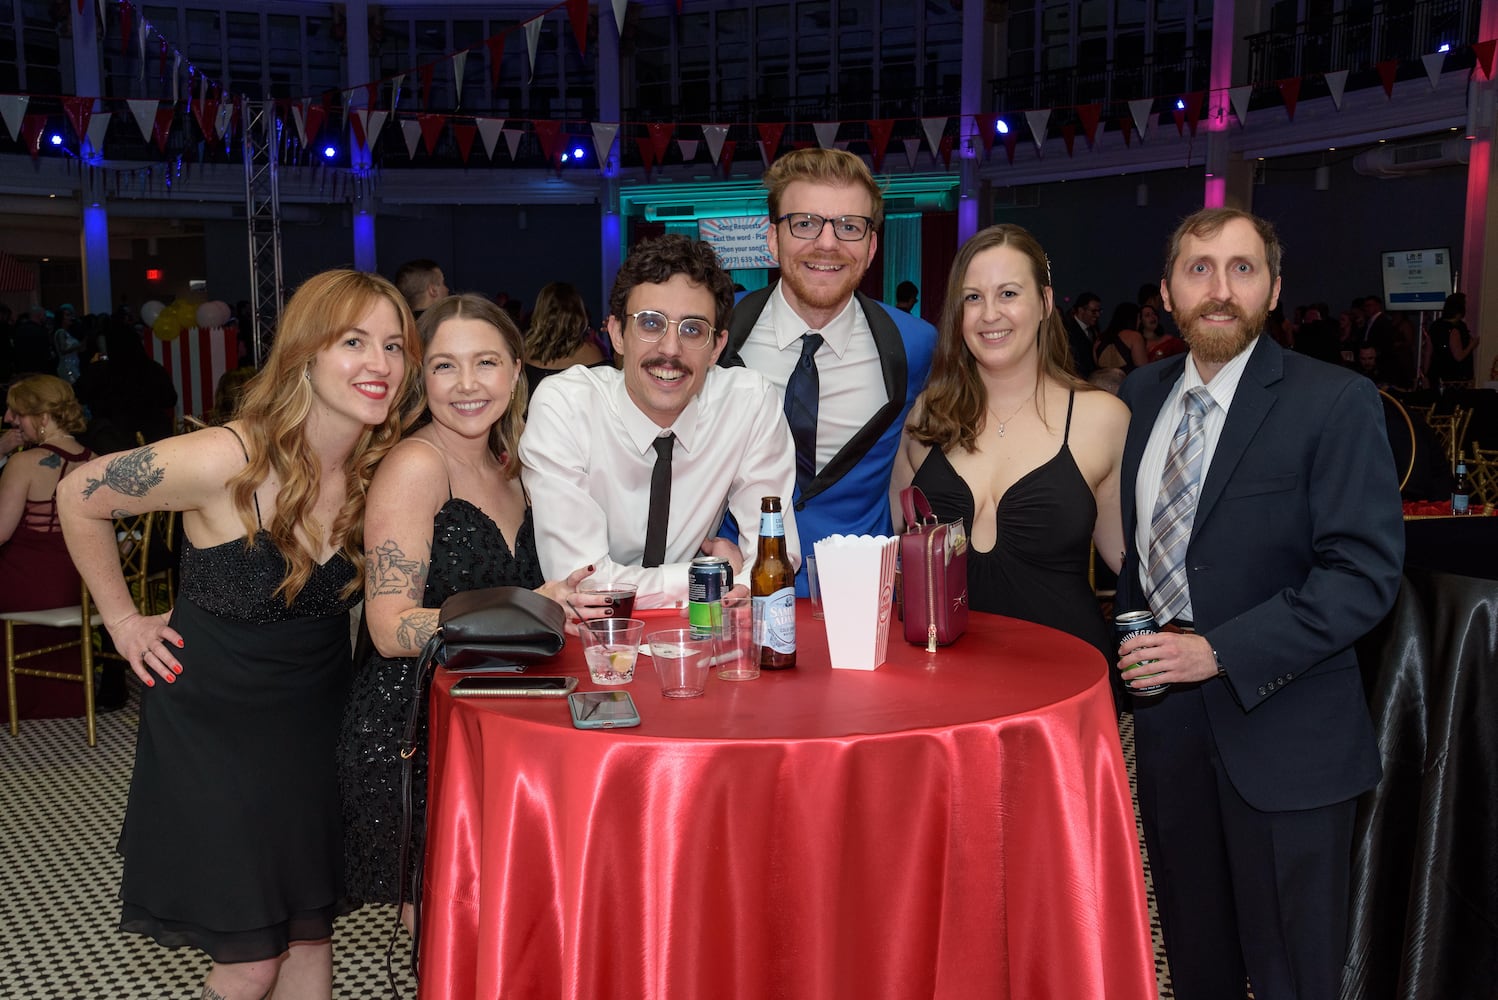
[219,425,263,528]
[1062,389,1076,443]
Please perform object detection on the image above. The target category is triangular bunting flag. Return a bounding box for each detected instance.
[525,19,542,82]
[1183,92,1204,135]
[1061,123,1076,156]
[938,134,954,170]
[567,0,588,56]
[533,119,563,166]
[920,116,947,155]
[612,0,627,36]
[757,122,785,162]
[1128,98,1153,140]
[477,117,506,158]
[290,102,308,145]
[350,109,368,149]
[151,106,173,152]
[1003,131,1018,163]
[1229,85,1252,126]
[502,127,523,160]
[390,74,405,111]
[62,96,92,142]
[677,139,699,162]
[647,122,674,162]
[1024,109,1051,151]
[720,141,735,177]
[486,35,506,89]
[1422,51,1445,90]
[591,122,620,165]
[304,103,327,144]
[1077,104,1102,147]
[1377,59,1399,98]
[1118,117,1133,148]
[971,113,998,157]
[400,119,422,158]
[902,136,920,170]
[1474,40,1497,81]
[0,94,30,141]
[417,113,445,155]
[214,101,233,140]
[1325,69,1349,109]
[172,53,180,103]
[452,123,476,164]
[193,96,219,139]
[118,0,132,55]
[452,51,468,106]
[638,131,657,174]
[419,63,435,107]
[125,98,155,144]
[1277,78,1300,121]
[866,119,894,171]
[21,114,47,160]
[366,110,388,149]
[85,111,110,154]
[702,124,729,164]
[813,121,840,149]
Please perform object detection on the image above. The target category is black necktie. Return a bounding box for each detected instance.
[784,333,824,499]
[642,433,674,568]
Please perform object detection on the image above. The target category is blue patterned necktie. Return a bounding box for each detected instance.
[783,333,824,499]
[1147,387,1214,623]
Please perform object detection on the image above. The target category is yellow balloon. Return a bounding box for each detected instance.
[153,301,193,341]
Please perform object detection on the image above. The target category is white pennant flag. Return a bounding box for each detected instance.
[452,51,468,105]
[0,94,29,141]
[400,119,422,159]
[390,74,405,111]
[1325,69,1349,110]
[85,110,111,154]
[126,98,157,144]
[137,16,148,79]
[95,0,106,28]
[677,139,699,162]
[214,101,234,139]
[502,127,524,160]
[813,121,840,149]
[920,116,947,154]
[172,53,182,103]
[290,103,308,145]
[365,110,388,148]
[902,136,921,169]
[525,19,542,83]
[1128,98,1153,140]
[1229,86,1252,127]
[476,117,506,158]
[591,122,620,164]
[1423,51,1446,90]
[702,124,729,164]
[1024,109,1051,151]
[612,0,628,36]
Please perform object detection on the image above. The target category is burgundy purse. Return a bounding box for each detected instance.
[899,486,970,650]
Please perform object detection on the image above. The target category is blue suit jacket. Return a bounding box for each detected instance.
[1118,335,1403,811]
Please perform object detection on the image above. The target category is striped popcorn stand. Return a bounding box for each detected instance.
[149,326,240,424]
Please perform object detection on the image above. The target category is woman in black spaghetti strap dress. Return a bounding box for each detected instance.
[891,225,1130,669]
[337,295,595,934]
[58,270,422,1000]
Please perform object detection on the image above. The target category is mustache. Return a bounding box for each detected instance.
[1183,300,1243,321]
[641,356,692,376]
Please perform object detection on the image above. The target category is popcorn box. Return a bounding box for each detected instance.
[813,534,899,670]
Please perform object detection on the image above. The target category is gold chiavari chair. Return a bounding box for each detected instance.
[1466,442,1498,506]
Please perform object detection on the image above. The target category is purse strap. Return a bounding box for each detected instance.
[900,485,935,530]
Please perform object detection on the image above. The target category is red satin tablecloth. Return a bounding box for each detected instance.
[420,605,1157,1000]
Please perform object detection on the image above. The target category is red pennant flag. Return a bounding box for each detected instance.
[567,0,588,57]
[366,83,378,112]
[637,130,657,174]
[304,102,326,143]
[417,113,445,155]
[720,142,735,177]
[1377,59,1399,98]
[938,134,954,170]
[1077,103,1102,146]
[867,119,895,171]
[419,63,435,107]
[647,122,674,162]
[1277,78,1301,121]
[349,111,366,150]
[1119,117,1133,148]
[452,123,477,164]
[152,106,174,152]
[62,96,92,142]
[21,114,46,160]
[757,122,785,161]
[973,113,999,157]
[532,119,563,166]
[1003,130,1017,163]
[1183,92,1204,135]
[193,96,219,138]
[1475,39,1498,80]
[1061,124,1077,157]
[120,1,133,56]
[487,35,506,90]
[76,0,83,14]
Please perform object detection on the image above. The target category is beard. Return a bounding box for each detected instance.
[778,252,870,314]
[1178,297,1271,365]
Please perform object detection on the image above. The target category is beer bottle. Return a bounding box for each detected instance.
[751,496,796,669]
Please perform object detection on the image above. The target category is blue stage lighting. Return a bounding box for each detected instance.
[50,134,63,146]
[323,145,337,158]
[572,146,586,159]
[996,120,1009,135]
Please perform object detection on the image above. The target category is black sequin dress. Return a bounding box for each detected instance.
[338,499,542,905]
[119,531,359,963]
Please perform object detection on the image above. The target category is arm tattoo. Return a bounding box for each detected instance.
[200,988,229,1000]
[369,539,426,599]
[394,611,438,650]
[39,452,61,469]
[81,446,165,500]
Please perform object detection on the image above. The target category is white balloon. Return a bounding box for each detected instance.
[140,300,165,325]
[196,300,232,328]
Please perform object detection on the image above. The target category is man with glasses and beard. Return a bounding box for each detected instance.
[520,234,798,609]
[721,148,935,594]
[1113,208,1403,1000]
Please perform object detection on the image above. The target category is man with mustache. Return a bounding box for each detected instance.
[1114,207,1403,1000]
[721,148,935,593]
[520,235,798,609]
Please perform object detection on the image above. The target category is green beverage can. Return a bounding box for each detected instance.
[689,556,732,640]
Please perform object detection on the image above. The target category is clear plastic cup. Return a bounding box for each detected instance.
[580,617,644,685]
[646,628,714,698]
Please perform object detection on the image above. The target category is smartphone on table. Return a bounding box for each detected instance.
[450,675,578,698]
[567,690,641,729]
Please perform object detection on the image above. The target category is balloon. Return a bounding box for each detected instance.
[140,300,165,326]
[153,301,195,341]
[196,300,232,328]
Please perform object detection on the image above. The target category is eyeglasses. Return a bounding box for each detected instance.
[626,310,718,348]
[774,213,875,242]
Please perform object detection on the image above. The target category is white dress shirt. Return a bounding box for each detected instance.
[1133,345,1255,621]
[736,283,887,474]
[519,364,800,609]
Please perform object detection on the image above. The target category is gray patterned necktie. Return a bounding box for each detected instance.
[1147,387,1214,623]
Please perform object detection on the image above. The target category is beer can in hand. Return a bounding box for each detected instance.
[1114,610,1170,696]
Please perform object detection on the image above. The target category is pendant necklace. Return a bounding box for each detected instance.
[989,391,1035,438]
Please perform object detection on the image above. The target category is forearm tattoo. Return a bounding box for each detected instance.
[369,538,426,600]
[81,447,165,500]
[395,611,437,651]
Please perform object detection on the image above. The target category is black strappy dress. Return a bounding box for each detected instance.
[910,391,1111,662]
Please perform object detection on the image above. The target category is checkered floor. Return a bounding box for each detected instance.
[1,687,1171,999]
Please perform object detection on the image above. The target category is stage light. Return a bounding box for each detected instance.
[560,152,570,162]
[1175,99,1186,111]
[996,119,1009,135]
[50,134,63,146]
[1439,43,1451,53]
[572,146,586,159]
[323,145,337,158]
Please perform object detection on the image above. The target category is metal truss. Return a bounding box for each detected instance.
[243,100,284,368]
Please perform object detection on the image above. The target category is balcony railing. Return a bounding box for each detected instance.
[1246,0,1479,85]
[990,54,1211,115]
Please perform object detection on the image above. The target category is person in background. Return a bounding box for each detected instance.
[721,147,935,593]
[54,304,82,383]
[1095,302,1148,374]
[393,259,449,319]
[1429,292,1477,386]
[1116,208,1403,1000]
[1140,302,1187,363]
[339,293,594,935]
[74,317,179,450]
[522,281,606,395]
[12,305,54,376]
[1064,292,1102,378]
[895,280,919,313]
[58,269,421,1000]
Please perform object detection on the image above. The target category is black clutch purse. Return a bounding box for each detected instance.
[438,585,566,673]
